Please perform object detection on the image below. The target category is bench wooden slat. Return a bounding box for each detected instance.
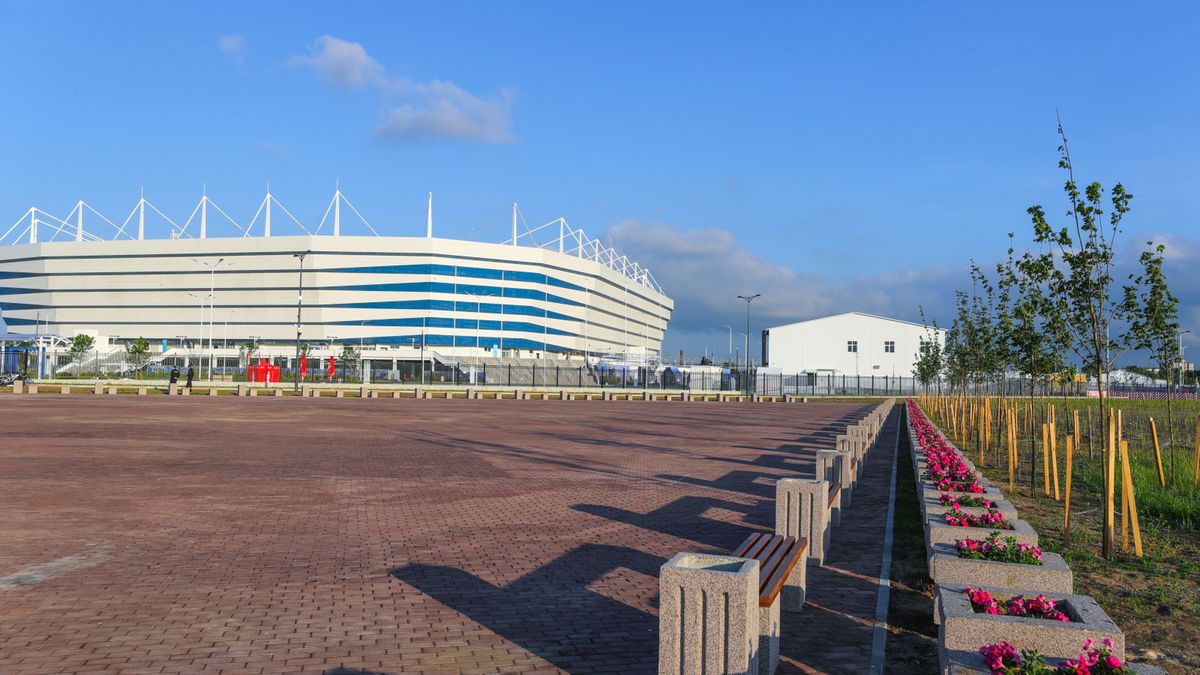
[759,537,806,607]
[730,532,805,607]
[827,482,842,508]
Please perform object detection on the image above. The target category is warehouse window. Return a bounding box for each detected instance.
[884,341,895,353]
[847,340,858,353]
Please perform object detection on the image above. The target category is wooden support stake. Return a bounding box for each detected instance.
[1073,409,1081,452]
[1050,422,1060,501]
[1150,417,1166,487]
[1064,435,1074,539]
[1193,417,1200,484]
[1106,408,1116,552]
[1120,443,1130,552]
[1120,439,1144,558]
[1042,423,1051,497]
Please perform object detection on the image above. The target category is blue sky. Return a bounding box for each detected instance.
[3,2,1199,360]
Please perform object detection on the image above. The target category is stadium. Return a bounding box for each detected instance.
[0,188,673,383]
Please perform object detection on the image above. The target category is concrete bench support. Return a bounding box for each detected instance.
[275,388,284,397]
[27,383,38,394]
[249,388,258,397]
[60,385,70,395]
[816,449,843,526]
[181,387,190,396]
[209,387,219,396]
[658,553,760,675]
[11,380,23,394]
[137,387,148,396]
[776,478,830,567]
[108,386,118,395]
[169,383,178,396]
[335,390,344,398]
[360,386,369,398]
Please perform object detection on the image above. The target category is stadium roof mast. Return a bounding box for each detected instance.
[426,192,433,238]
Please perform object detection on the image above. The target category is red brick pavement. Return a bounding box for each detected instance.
[0,396,891,674]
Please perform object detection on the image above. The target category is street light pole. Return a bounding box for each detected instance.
[192,257,228,382]
[292,251,309,393]
[737,294,760,373]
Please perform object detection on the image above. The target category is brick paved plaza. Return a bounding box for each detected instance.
[0,397,895,674]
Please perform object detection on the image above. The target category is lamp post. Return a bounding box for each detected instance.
[292,251,309,393]
[191,257,228,381]
[187,292,210,373]
[737,294,760,373]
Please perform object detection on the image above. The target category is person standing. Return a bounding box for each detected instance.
[169,365,180,385]
[186,365,195,390]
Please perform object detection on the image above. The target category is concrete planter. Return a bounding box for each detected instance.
[926,516,1038,549]
[928,543,1072,594]
[924,497,1018,522]
[936,583,1123,660]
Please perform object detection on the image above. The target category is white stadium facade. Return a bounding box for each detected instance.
[0,189,673,381]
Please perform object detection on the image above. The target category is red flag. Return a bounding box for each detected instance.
[300,354,307,377]
[328,356,336,377]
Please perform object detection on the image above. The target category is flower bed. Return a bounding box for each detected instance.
[965,587,1070,621]
[942,493,996,508]
[956,532,1043,565]
[928,517,1039,550]
[979,638,1132,674]
[946,508,1015,530]
[928,543,1072,594]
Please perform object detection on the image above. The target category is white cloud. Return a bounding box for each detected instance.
[290,35,384,88]
[258,141,293,157]
[218,35,246,69]
[291,35,514,143]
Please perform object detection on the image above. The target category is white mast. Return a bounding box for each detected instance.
[200,185,207,240]
[264,183,272,238]
[558,218,564,253]
[29,210,38,244]
[334,179,341,237]
[75,201,84,242]
[511,202,517,246]
[137,187,145,240]
[426,192,433,238]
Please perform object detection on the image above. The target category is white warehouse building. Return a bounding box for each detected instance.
[764,312,945,377]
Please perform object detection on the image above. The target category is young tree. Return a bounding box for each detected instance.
[1027,119,1132,557]
[1124,241,1181,481]
[339,345,360,381]
[1001,239,1070,496]
[914,307,945,392]
[69,334,96,367]
[125,337,151,378]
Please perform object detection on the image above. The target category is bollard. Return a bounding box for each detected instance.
[777,478,830,569]
[658,553,760,675]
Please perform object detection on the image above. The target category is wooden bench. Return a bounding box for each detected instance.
[730,532,808,675]
[731,532,806,607]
